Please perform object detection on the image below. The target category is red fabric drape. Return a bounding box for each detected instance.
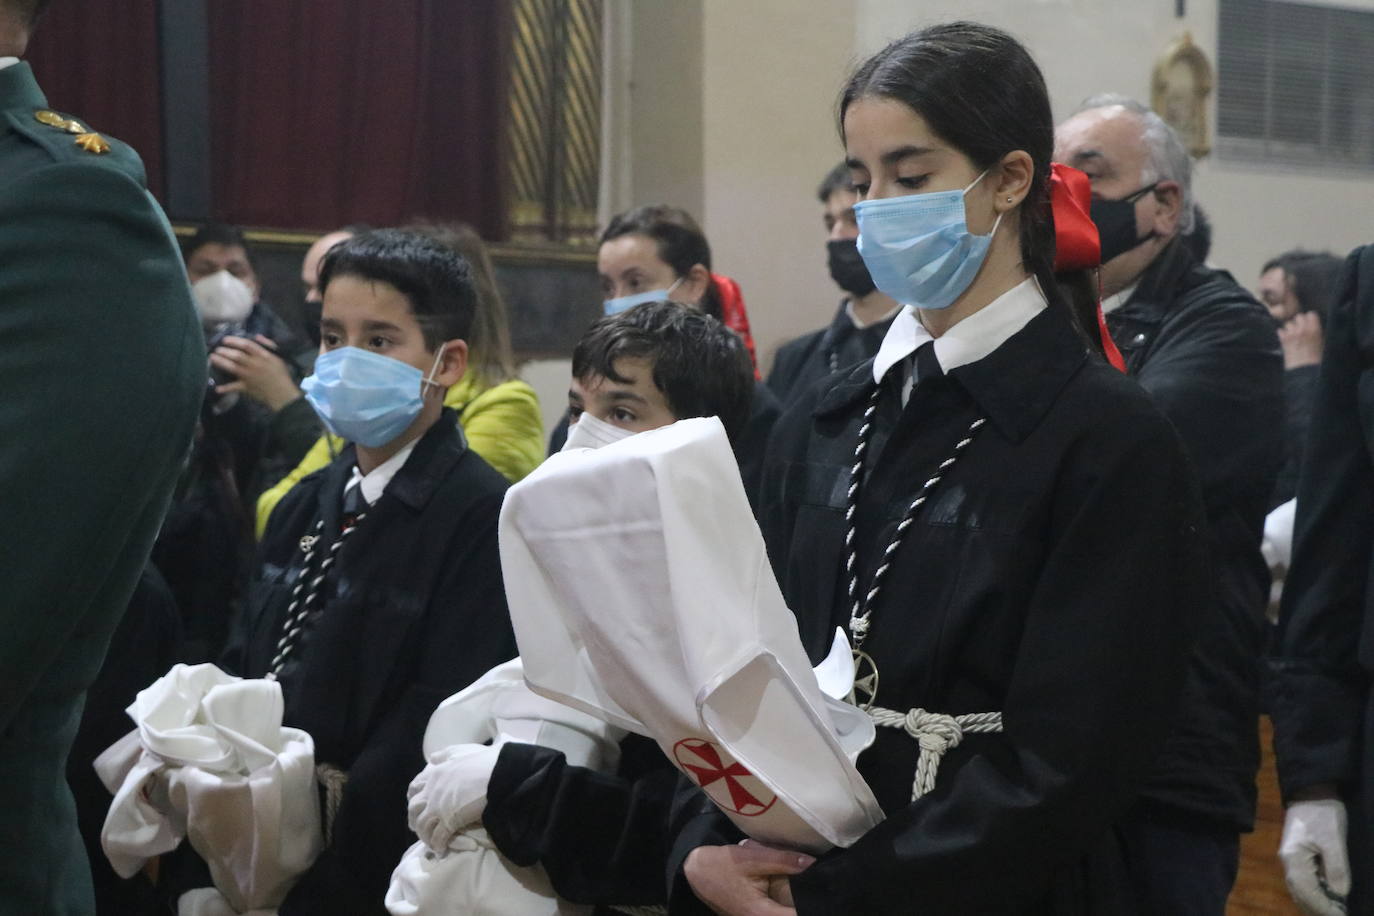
[25,0,164,199]
[208,1,511,238]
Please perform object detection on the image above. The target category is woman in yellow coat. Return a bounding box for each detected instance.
[256,223,543,537]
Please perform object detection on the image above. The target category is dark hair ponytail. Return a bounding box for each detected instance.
[839,22,1102,355]
[600,205,724,321]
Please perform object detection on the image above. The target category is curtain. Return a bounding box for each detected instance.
[207,0,512,238]
[25,0,165,199]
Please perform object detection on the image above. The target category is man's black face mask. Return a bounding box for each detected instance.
[1090,182,1160,263]
[827,238,877,298]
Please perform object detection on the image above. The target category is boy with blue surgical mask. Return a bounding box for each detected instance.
[191,229,517,916]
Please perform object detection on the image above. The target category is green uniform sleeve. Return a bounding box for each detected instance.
[0,162,204,730]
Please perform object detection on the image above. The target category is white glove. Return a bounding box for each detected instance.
[1280,799,1350,916]
[406,744,502,854]
[178,887,277,916]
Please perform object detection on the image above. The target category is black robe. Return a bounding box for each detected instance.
[1268,243,1374,914]
[668,305,1211,915]
[221,409,517,915]
[766,299,896,410]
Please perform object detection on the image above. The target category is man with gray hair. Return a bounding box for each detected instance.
[1057,97,1284,914]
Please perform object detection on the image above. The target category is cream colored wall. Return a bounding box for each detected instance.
[697,0,861,376]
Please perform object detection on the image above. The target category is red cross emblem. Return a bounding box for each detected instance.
[673,737,777,817]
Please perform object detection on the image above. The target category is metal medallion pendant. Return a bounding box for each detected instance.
[850,648,880,710]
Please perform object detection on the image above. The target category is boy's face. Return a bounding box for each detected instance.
[568,356,677,434]
[319,274,448,377]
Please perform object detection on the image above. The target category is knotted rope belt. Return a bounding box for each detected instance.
[316,763,349,847]
[866,706,1004,801]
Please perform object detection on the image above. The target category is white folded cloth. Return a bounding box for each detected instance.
[178,887,277,916]
[499,417,883,854]
[388,658,620,915]
[386,829,592,916]
[96,663,322,913]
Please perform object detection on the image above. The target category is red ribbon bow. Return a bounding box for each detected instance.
[1049,163,1125,371]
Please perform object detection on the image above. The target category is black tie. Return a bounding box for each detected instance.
[341,481,366,531]
[912,341,943,387]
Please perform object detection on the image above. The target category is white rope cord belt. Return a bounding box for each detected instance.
[866,707,1004,801]
[316,763,349,847]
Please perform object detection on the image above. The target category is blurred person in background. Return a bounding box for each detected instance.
[1268,243,1374,916]
[1057,93,1284,914]
[767,162,900,409]
[550,204,781,509]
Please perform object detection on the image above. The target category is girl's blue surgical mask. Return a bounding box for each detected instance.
[603,277,684,316]
[302,346,446,448]
[853,170,1002,310]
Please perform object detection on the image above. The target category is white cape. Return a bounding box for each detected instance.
[94,663,322,914]
[499,417,883,853]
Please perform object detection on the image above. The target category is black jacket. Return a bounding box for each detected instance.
[1274,363,1320,508]
[1268,244,1374,914]
[222,410,517,915]
[1106,240,1284,830]
[484,734,678,910]
[766,300,896,410]
[668,305,1209,915]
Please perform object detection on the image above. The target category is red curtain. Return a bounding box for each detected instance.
[25,0,165,199]
[208,1,512,238]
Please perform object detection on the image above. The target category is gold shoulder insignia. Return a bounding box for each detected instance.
[75,132,110,154]
[34,109,88,135]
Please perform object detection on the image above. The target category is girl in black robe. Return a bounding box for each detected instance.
[673,22,1212,915]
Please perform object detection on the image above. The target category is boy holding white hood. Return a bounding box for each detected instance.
[400,300,755,914]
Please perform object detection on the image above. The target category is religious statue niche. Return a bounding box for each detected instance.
[1152,32,1214,158]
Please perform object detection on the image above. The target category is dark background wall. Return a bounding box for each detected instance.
[223,232,601,360]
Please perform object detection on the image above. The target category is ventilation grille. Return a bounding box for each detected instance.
[1217,0,1374,171]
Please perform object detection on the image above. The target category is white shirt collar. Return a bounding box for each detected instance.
[0,58,21,72]
[845,299,904,330]
[872,277,1048,385]
[346,439,420,507]
[1101,281,1139,315]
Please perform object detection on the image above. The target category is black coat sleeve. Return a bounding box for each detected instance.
[483,741,682,906]
[1268,246,1374,801]
[786,413,1209,913]
[1130,288,1283,514]
[279,489,518,916]
[765,337,806,400]
[736,382,782,514]
[1272,364,1321,508]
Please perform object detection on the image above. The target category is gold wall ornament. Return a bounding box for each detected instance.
[1152,31,1214,158]
[505,0,603,245]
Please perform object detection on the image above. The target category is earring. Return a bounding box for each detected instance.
[1006,196,1013,202]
